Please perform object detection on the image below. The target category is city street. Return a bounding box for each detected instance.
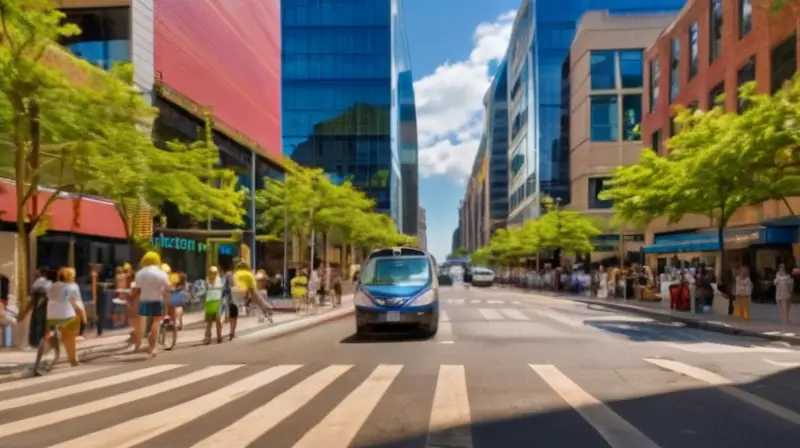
[1,284,800,447]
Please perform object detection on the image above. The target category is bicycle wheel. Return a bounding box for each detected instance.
[33,331,60,375]
[159,323,177,351]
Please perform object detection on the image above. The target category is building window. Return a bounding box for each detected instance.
[708,81,725,108]
[590,95,619,141]
[622,94,642,141]
[588,177,613,209]
[651,130,661,154]
[771,35,797,94]
[710,0,723,63]
[739,0,752,38]
[669,116,676,137]
[649,58,660,113]
[670,39,680,102]
[590,51,617,90]
[737,56,756,112]
[689,22,699,79]
[619,50,644,88]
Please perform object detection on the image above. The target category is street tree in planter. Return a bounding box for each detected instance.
[537,197,602,263]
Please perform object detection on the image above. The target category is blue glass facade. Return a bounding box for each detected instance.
[488,61,509,235]
[282,0,417,232]
[505,0,686,224]
[61,7,131,70]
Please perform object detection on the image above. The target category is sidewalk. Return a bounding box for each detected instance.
[505,286,800,345]
[0,294,354,374]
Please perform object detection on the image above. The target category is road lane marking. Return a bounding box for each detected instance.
[440,310,451,322]
[293,365,403,448]
[193,365,353,447]
[526,308,582,327]
[50,365,303,448]
[500,308,529,320]
[0,364,183,412]
[530,364,660,448]
[764,358,800,368]
[478,308,503,320]
[644,357,800,425]
[448,299,465,305]
[512,300,521,305]
[0,365,242,438]
[470,299,481,304]
[487,300,504,304]
[426,365,472,448]
[0,365,114,393]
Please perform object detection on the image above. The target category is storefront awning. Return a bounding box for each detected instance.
[0,180,126,240]
[643,225,798,254]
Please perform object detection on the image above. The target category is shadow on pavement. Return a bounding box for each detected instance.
[356,366,800,448]
[584,319,761,346]
[340,332,432,344]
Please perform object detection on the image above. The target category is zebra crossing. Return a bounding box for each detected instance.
[1,357,798,447]
[446,298,524,306]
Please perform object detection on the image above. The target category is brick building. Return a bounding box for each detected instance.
[640,0,800,281]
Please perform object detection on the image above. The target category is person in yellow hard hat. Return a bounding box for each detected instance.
[130,252,171,356]
[228,260,257,340]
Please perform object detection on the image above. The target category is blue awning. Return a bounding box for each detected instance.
[643,225,798,254]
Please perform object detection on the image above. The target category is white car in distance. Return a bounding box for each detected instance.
[470,267,495,287]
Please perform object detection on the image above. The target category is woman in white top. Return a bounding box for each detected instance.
[46,267,87,366]
[775,263,795,325]
[203,266,225,344]
[131,252,171,356]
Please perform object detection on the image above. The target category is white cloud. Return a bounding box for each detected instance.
[415,10,516,180]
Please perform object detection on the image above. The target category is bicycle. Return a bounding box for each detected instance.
[157,314,178,351]
[33,324,62,376]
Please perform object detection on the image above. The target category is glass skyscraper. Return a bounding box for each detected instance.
[486,61,509,236]
[282,0,419,234]
[506,0,686,226]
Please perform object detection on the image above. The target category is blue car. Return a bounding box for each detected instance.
[353,247,439,337]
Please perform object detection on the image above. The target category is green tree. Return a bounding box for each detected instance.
[449,247,468,258]
[537,198,602,257]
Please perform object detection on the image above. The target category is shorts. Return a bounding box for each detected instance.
[205,300,221,322]
[139,301,164,317]
[47,316,80,332]
[228,303,240,319]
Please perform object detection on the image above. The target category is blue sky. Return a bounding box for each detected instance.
[403,0,520,261]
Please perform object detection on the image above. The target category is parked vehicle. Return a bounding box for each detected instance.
[471,267,496,286]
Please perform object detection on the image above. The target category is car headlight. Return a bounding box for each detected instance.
[353,288,374,307]
[412,288,436,306]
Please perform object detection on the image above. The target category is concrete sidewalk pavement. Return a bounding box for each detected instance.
[0,295,354,374]
[504,286,800,345]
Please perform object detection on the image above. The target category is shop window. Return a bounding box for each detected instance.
[588,177,613,209]
[708,81,725,109]
[619,50,644,88]
[689,21,699,79]
[590,95,618,141]
[670,38,680,102]
[737,56,756,112]
[590,51,616,90]
[622,94,642,141]
[739,0,752,38]
[710,0,723,63]
[771,35,797,94]
[649,58,660,113]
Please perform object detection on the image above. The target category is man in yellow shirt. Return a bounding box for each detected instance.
[229,260,257,340]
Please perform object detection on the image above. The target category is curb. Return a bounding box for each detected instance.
[504,287,800,346]
[240,307,354,343]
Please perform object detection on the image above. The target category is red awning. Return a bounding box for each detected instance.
[0,180,126,240]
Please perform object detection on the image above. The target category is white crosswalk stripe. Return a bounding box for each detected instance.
[1,359,796,447]
[477,308,504,320]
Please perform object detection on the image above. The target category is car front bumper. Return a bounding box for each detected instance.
[355,306,438,330]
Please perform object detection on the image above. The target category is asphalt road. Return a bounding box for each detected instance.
[2,284,800,447]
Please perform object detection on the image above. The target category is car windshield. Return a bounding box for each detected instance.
[361,256,431,286]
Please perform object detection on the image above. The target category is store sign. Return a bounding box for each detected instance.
[152,234,207,252]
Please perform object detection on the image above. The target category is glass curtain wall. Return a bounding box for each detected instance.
[61,7,131,70]
[282,0,397,218]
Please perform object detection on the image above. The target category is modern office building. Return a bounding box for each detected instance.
[461,143,489,252]
[504,0,686,227]
[282,0,419,235]
[568,11,675,264]
[26,0,284,278]
[486,61,510,235]
[452,226,461,255]
[640,0,800,279]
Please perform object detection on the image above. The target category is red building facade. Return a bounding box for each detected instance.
[642,0,799,152]
[154,0,281,158]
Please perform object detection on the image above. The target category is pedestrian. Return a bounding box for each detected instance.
[228,261,257,340]
[46,268,87,366]
[130,252,171,357]
[775,263,795,325]
[332,272,343,307]
[26,267,52,347]
[734,266,753,320]
[291,269,308,313]
[203,266,224,344]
